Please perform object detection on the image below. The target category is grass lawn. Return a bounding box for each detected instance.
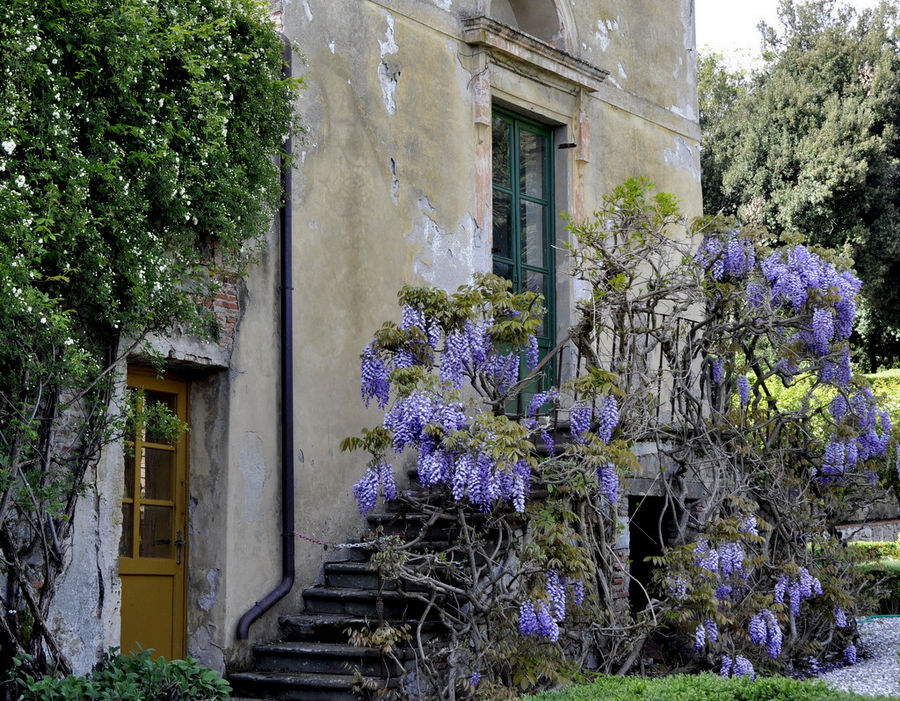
[517,673,900,700]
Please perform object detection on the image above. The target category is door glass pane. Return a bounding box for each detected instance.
[519,130,545,198]
[119,504,134,557]
[123,449,135,499]
[523,270,549,335]
[143,392,176,445]
[142,447,174,501]
[520,201,546,267]
[492,117,511,187]
[492,190,512,259]
[139,505,174,559]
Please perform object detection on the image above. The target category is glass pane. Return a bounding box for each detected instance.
[519,130,545,198]
[143,392,176,445]
[523,270,549,335]
[492,117,510,186]
[521,201,546,267]
[123,448,135,499]
[142,447,174,501]
[493,259,514,283]
[139,505,174,559]
[492,190,512,259]
[119,504,134,557]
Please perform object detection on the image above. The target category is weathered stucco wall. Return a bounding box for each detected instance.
[52,0,703,674]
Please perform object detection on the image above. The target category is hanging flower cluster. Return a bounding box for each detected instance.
[518,570,584,642]
[354,296,551,516]
[749,609,783,658]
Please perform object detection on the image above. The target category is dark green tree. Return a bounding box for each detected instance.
[700,0,900,370]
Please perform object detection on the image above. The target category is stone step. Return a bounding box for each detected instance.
[228,671,400,701]
[323,561,396,590]
[278,612,443,644]
[253,641,412,677]
[302,586,427,618]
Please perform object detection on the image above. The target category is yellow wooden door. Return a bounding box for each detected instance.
[119,369,189,660]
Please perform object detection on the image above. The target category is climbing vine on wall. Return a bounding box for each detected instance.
[0,0,301,683]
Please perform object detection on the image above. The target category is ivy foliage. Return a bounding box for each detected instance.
[0,0,300,680]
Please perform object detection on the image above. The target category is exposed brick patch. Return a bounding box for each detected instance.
[270,0,283,32]
[212,276,240,350]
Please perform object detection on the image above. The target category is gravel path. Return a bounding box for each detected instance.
[818,617,900,697]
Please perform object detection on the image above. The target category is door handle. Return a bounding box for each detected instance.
[175,530,186,565]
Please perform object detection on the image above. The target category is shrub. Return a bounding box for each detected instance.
[14,649,231,701]
[859,559,900,615]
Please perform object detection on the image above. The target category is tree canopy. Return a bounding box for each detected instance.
[699,0,900,371]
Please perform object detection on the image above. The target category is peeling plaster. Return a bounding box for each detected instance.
[617,62,627,80]
[389,158,399,204]
[664,136,700,182]
[433,0,451,9]
[301,0,312,22]
[594,17,619,51]
[198,568,221,612]
[377,12,400,115]
[328,40,335,54]
[409,198,474,288]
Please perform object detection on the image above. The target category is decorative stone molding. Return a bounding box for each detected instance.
[462,15,608,93]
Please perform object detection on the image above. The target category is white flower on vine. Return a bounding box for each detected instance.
[2,140,15,154]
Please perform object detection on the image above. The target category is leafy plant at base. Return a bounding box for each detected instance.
[0,0,301,685]
[14,648,231,700]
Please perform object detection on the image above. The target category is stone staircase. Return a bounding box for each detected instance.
[229,506,449,700]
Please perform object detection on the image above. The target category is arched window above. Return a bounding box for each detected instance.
[491,0,562,47]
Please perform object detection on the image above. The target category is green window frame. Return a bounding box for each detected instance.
[491,108,556,404]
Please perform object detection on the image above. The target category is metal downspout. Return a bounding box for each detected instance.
[236,34,295,641]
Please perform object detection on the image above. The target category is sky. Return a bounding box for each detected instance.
[694,0,884,70]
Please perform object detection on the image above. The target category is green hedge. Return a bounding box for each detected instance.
[848,540,900,561]
[859,559,900,615]
[519,673,900,700]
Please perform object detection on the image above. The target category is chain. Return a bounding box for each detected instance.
[290,531,386,550]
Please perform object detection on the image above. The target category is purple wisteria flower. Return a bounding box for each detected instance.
[570,402,591,441]
[738,375,750,407]
[441,320,493,388]
[596,395,619,444]
[528,388,558,417]
[352,467,379,516]
[834,606,847,628]
[844,643,857,665]
[361,344,390,409]
[711,357,725,385]
[750,610,782,658]
[733,655,755,679]
[705,618,718,643]
[536,605,559,642]
[669,576,687,600]
[547,569,566,621]
[715,584,733,601]
[695,230,755,280]
[519,600,538,636]
[526,334,539,370]
[719,542,744,577]
[469,670,481,687]
[694,540,719,573]
[693,623,706,651]
[774,574,788,604]
[741,515,759,536]
[572,579,585,606]
[597,464,619,504]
